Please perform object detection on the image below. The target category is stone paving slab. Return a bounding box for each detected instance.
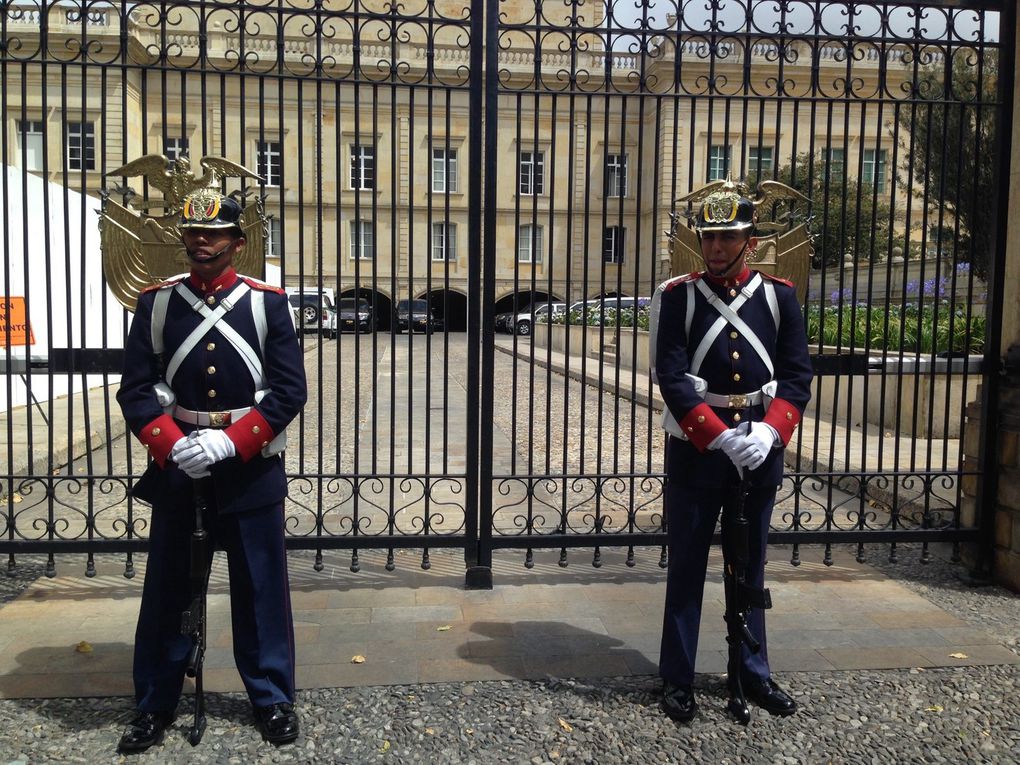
[0,547,1016,700]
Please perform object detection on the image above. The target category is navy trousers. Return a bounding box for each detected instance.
[659,482,775,687]
[133,501,295,712]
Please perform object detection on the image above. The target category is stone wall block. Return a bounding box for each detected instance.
[996,466,1020,511]
[1014,509,1020,554]
[994,509,1014,549]
[959,495,977,529]
[963,419,982,461]
[961,466,978,499]
[999,429,1019,467]
[993,548,1020,593]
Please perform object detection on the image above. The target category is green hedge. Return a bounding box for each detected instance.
[806,303,984,354]
[543,302,985,355]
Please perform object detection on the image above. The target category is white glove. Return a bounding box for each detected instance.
[195,428,236,462]
[709,428,746,470]
[171,435,209,478]
[731,421,780,471]
[169,436,193,462]
[173,433,212,478]
[173,429,236,478]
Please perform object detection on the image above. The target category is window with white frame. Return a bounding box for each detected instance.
[350,220,374,260]
[862,148,888,192]
[517,224,543,263]
[606,153,628,197]
[432,148,458,193]
[257,140,282,187]
[431,222,457,261]
[350,144,375,190]
[707,144,731,181]
[518,150,544,195]
[17,120,44,171]
[748,146,773,177]
[266,217,282,259]
[602,226,625,264]
[67,121,95,171]
[825,147,845,179]
[165,137,189,161]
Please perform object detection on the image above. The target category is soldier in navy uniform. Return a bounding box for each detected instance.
[116,190,307,751]
[652,190,812,722]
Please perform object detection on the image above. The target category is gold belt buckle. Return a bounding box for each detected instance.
[208,411,232,427]
[728,394,748,409]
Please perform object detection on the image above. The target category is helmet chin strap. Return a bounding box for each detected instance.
[703,237,749,278]
[186,240,234,263]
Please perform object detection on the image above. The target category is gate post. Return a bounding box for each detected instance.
[964,0,1019,591]
[463,0,494,590]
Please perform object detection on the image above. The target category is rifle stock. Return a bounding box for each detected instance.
[721,466,772,725]
[181,478,211,746]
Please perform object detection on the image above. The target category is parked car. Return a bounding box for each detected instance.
[396,299,440,334]
[566,296,646,325]
[336,297,373,333]
[494,310,514,334]
[511,302,566,336]
[287,289,337,338]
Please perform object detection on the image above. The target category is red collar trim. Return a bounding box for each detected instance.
[703,266,751,289]
[189,267,238,295]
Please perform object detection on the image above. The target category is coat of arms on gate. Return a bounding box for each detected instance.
[99,154,266,312]
[666,178,814,303]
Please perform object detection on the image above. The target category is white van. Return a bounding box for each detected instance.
[286,286,337,338]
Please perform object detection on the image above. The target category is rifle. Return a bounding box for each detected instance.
[721,453,773,725]
[181,478,211,746]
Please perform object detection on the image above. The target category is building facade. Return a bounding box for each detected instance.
[3,1,924,327]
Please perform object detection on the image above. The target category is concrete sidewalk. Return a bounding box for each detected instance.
[1,547,1016,700]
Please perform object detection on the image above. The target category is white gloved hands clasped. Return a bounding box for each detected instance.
[171,429,236,478]
[709,427,746,471]
[730,421,779,472]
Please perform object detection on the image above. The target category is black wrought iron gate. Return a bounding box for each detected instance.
[0,1,1013,585]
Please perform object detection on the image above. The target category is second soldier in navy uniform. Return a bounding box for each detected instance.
[116,190,307,751]
[651,189,812,723]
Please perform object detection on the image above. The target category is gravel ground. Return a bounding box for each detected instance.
[1,544,1019,764]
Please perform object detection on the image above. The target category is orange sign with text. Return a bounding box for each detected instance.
[1,297,35,346]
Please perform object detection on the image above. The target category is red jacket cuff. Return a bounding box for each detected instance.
[225,409,275,462]
[763,397,801,446]
[679,403,728,452]
[137,414,185,468]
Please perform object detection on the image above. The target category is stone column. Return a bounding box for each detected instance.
[961,8,1020,592]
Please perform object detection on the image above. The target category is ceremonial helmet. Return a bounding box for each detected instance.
[694,190,756,234]
[179,189,244,235]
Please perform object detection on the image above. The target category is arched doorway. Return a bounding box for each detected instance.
[339,287,393,331]
[421,288,468,333]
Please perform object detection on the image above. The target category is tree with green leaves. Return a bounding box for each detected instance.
[897,49,998,279]
[749,153,893,269]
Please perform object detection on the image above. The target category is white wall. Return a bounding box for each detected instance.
[1,165,126,412]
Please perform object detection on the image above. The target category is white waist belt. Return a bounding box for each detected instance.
[703,391,764,409]
[174,405,252,427]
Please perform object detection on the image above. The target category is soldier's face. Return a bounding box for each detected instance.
[182,228,244,278]
[700,230,755,278]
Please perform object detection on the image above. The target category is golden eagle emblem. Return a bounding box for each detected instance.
[666,178,813,303]
[99,154,266,312]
